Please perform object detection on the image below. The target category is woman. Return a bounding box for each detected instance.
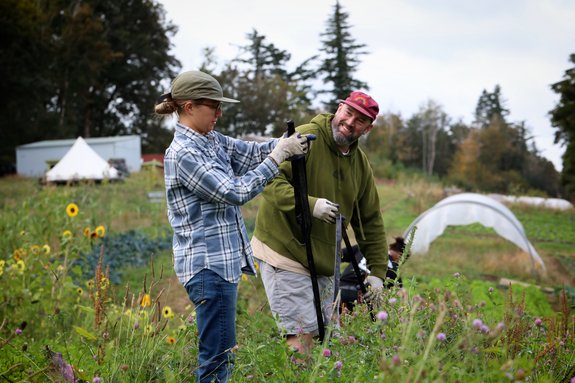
[155,70,311,382]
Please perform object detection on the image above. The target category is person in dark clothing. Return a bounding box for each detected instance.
[339,236,407,311]
[385,236,406,288]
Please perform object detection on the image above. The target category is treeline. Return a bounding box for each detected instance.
[363,89,562,197]
[1,0,573,198]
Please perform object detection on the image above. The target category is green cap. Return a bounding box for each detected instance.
[169,70,239,103]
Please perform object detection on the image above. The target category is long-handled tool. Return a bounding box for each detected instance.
[287,120,325,342]
[332,214,343,326]
[338,214,376,322]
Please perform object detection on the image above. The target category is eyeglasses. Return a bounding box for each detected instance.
[193,100,222,112]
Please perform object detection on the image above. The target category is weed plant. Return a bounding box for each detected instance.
[0,172,574,382]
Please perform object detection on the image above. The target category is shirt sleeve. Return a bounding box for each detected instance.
[219,134,279,176]
[176,147,278,206]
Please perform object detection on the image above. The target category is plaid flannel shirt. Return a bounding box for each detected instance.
[164,123,278,285]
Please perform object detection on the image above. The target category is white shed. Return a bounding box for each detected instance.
[16,135,141,177]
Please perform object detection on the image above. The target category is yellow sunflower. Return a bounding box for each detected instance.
[140,293,151,308]
[30,245,40,255]
[15,259,26,274]
[83,227,91,237]
[166,336,177,345]
[66,203,79,218]
[62,230,73,239]
[13,248,26,260]
[76,287,83,295]
[95,225,106,238]
[42,244,51,255]
[162,306,174,319]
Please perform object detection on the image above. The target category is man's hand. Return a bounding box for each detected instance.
[312,198,339,224]
[364,275,384,300]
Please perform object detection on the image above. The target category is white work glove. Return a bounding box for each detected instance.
[268,133,309,165]
[312,198,339,224]
[364,275,384,300]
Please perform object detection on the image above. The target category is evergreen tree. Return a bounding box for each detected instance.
[0,0,179,167]
[318,0,368,109]
[236,29,291,79]
[0,0,54,170]
[473,85,510,128]
[214,30,315,137]
[549,53,575,198]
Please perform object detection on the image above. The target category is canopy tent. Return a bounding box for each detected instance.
[46,137,120,183]
[403,193,545,273]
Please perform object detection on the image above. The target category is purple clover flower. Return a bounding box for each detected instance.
[323,348,332,357]
[472,319,483,329]
[436,332,446,341]
[377,311,389,322]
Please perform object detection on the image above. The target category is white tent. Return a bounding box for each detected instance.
[46,137,120,183]
[403,193,545,272]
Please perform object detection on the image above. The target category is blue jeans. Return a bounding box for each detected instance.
[186,269,238,383]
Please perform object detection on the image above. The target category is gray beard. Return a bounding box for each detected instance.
[332,124,355,147]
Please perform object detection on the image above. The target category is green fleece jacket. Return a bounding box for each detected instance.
[253,113,388,278]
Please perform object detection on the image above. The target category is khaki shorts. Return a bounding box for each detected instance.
[258,260,334,336]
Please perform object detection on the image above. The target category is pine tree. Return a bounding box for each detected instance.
[0,0,180,164]
[318,0,368,109]
[549,53,575,198]
[473,85,510,128]
[214,30,314,137]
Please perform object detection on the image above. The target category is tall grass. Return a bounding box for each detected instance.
[0,171,574,382]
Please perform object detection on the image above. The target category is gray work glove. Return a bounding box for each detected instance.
[268,133,309,165]
[312,198,339,224]
[364,275,384,300]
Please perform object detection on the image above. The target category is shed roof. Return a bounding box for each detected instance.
[17,135,139,149]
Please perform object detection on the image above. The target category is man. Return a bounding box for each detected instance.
[251,91,388,355]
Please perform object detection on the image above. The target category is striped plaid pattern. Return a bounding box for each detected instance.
[164,123,278,285]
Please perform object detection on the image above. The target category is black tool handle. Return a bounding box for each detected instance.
[287,120,325,340]
[341,220,376,322]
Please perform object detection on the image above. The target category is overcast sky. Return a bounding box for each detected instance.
[158,0,575,171]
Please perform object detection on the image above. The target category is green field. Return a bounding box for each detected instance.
[1,171,574,382]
